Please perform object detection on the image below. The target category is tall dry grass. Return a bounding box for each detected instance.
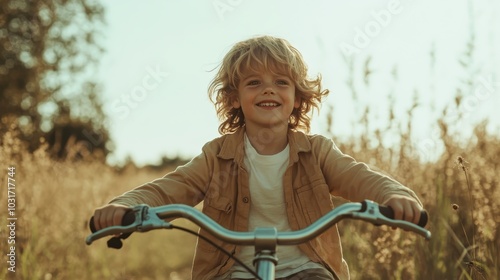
[329,104,499,279]
[0,128,196,279]
[328,49,499,279]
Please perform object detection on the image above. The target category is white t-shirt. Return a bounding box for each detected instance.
[218,134,323,279]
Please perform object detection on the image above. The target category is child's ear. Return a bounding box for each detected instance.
[294,96,301,109]
[232,91,241,109]
[233,100,241,109]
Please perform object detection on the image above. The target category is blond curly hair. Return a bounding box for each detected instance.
[208,35,329,134]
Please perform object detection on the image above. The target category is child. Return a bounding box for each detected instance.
[93,35,424,280]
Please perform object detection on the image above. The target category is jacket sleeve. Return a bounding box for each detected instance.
[109,142,217,207]
[316,136,422,206]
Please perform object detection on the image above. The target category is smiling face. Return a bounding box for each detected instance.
[209,36,327,134]
[233,70,300,132]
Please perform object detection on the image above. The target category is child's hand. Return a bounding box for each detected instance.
[382,194,423,226]
[93,204,131,231]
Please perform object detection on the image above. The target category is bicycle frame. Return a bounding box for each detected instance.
[86,200,430,280]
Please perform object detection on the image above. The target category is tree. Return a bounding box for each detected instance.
[0,0,111,158]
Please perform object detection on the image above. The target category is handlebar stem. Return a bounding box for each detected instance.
[254,250,278,280]
[252,227,278,279]
[254,227,278,253]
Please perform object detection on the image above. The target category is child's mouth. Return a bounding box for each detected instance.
[257,102,281,107]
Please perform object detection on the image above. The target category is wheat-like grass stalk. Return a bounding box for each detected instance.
[456,156,476,260]
[454,156,489,279]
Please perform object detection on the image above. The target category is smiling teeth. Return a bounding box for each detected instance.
[258,102,280,107]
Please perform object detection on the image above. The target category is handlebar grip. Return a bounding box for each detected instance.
[88,210,136,233]
[378,205,428,228]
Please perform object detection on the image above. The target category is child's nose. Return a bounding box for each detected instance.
[262,83,276,95]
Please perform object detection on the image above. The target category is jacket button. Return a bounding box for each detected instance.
[242,197,249,203]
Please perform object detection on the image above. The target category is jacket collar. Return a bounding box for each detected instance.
[217,127,312,164]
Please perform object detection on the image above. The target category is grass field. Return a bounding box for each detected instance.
[1,99,499,279]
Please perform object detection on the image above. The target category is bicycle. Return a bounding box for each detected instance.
[86,200,430,280]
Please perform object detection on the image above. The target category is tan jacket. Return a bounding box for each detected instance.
[110,128,421,280]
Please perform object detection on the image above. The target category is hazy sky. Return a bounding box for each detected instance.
[98,0,499,166]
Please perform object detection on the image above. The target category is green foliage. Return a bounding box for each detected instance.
[0,0,110,157]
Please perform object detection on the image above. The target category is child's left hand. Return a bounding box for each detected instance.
[382,194,423,226]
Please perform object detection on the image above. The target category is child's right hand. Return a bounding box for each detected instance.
[92,204,132,231]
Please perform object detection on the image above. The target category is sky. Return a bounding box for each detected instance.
[97,0,500,166]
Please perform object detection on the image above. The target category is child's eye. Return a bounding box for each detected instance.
[247,80,260,86]
[276,80,289,85]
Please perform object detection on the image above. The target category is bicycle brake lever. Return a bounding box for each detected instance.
[86,204,174,247]
[352,200,431,240]
[136,207,173,232]
[86,204,149,246]
[105,206,173,248]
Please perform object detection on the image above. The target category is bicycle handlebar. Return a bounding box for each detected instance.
[86,200,430,247]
